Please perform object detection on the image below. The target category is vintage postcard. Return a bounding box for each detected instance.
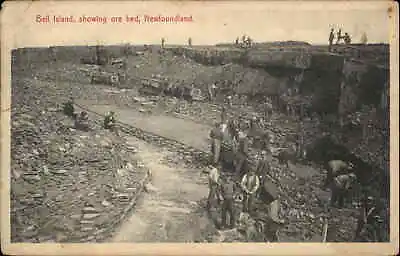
[1,0,399,255]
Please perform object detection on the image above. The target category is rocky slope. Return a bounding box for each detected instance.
[10,74,149,242]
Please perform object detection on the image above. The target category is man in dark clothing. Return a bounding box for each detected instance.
[63,99,75,117]
[344,33,352,44]
[235,130,249,175]
[75,111,90,131]
[336,28,343,44]
[161,38,165,48]
[220,175,237,229]
[228,118,239,142]
[221,105,228,124]
[210,123,224,164]
[329,28,335,51]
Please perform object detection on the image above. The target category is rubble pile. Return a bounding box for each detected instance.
[10,77,148,242]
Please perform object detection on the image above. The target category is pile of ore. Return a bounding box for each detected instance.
[10,77,147,242]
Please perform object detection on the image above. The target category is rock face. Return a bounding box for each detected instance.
[165,45,389,172]
[246,49,312,69]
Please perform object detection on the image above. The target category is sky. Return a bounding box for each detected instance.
[1,1,394,48]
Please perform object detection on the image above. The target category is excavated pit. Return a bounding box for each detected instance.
[10,43,390,242]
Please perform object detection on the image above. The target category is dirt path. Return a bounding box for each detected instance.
[83,103,212,151]
[110,137,215,242]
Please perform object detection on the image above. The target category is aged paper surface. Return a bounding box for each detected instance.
[1,0,398,255]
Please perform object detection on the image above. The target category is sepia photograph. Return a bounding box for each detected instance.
[1,1,398,255]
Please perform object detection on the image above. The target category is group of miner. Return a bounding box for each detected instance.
[63,99,118,134]
[62,91,383,242]
[328,28,352,52]
[206,104,384,241]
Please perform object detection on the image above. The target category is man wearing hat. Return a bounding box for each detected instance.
[235,129,249,175]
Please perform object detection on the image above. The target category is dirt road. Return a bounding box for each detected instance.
[110,136,216,242]
[85,103,212,151]
[84,104,219,242]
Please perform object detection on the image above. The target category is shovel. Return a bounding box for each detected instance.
[322,219,329,242]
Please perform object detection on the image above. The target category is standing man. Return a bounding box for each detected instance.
[210,122,223,164]
[328,28,335,52]
[228,117,240,142]
[221,105,228,124]
[264,98,273,119]
[208,82,217,102]
[336,28,342,44]
[207,164,221,211]
[235,129,249,175]
[226,95,233,107]
[241,169,260,214]
[220,175,237,229]
[161,37,165,48]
